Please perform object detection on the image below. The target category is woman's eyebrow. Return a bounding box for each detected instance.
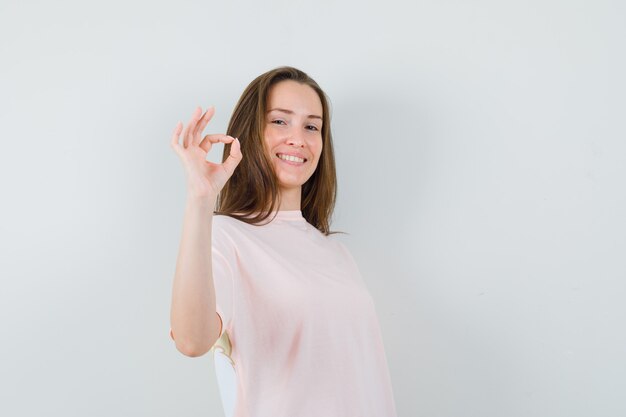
[267,108,322,120]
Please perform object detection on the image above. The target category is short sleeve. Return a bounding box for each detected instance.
[335,240,368,287]
[211,246,234,338]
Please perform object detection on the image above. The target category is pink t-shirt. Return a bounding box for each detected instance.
[211,209,397,417]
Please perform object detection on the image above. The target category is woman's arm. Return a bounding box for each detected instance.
[168,106,242,357]
[170,195,222,357]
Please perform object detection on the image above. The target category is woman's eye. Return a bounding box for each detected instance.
[306,125,319,131]
[272,120,286,125]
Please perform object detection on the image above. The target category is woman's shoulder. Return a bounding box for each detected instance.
[212,213,235,225]
[211,214,243,246]
[326,233,352,254]
[211,213,264,244]
[212,213,251,228]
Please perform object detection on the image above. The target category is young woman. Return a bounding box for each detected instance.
[169,66,397,417]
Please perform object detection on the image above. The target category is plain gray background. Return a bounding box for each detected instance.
[1,0,625,416]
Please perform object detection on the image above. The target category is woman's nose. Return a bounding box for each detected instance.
[285,129,305,147]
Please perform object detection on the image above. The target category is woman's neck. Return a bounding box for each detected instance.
[278,186,302,210]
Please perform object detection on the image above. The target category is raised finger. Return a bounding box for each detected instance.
[170,121,183,153]
[192,106,215,146]
[182,106,202,148]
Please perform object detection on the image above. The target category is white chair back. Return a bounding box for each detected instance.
[211,332,237,417]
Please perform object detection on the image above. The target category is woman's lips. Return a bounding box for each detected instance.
[276,153,306,165]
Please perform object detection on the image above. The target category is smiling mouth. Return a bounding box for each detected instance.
[276,153,307,163]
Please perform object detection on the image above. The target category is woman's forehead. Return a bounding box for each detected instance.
[267,80,322,115]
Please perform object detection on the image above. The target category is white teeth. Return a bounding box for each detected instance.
[278,154,305,163]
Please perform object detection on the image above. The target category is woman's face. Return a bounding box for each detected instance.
[263,80,324,193]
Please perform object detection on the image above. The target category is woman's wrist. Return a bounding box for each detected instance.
[185,192,217,210]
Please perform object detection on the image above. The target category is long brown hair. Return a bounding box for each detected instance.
[214,66,343,236]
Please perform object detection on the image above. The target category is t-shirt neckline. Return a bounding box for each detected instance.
[271,210,305,222]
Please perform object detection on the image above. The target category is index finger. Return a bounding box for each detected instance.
[192,106,216,146]
[198,134,236,152]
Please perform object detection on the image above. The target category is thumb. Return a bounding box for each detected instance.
[221,137,243,178]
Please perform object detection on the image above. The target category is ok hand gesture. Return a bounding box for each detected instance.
[170,106,242,201]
